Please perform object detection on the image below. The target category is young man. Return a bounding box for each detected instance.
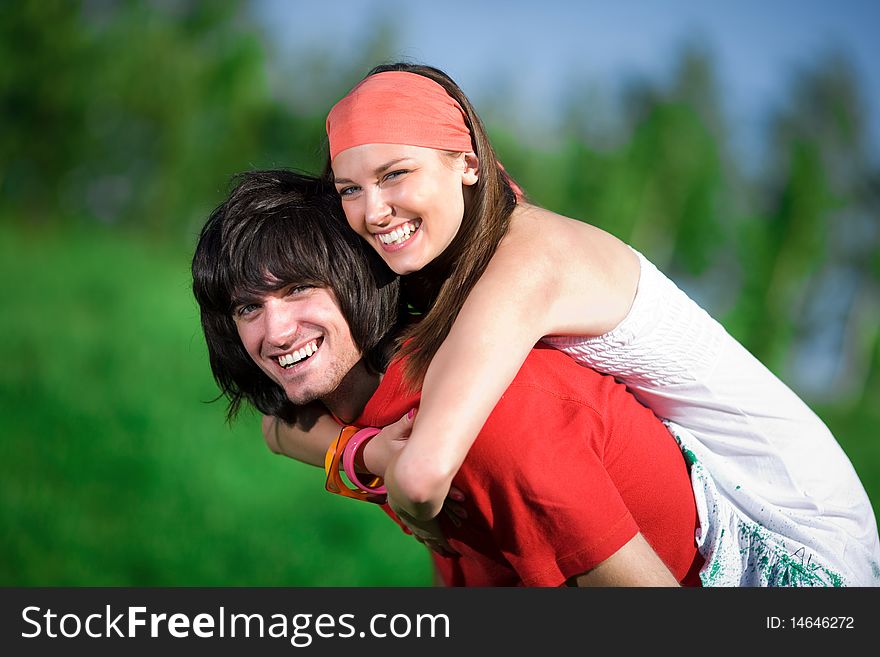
[192,169,703,586]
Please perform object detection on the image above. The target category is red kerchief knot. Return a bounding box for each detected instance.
[326,71,473,160]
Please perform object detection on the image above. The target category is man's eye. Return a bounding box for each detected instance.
[287,285,313,296]
[235,303,258,317]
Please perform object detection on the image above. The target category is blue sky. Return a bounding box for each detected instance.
[253,0,880,160]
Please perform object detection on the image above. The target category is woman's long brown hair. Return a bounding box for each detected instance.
[325,63,519,389]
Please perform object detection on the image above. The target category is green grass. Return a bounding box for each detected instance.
[0,221,431,585]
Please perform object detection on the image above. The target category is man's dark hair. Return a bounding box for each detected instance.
[192,169,400,423]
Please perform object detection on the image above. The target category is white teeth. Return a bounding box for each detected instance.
[378,219,421,245]
[276,340,319,368]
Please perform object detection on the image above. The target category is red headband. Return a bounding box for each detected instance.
[326,71,474,160]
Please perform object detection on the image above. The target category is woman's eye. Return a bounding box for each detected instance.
[384,169,408,181]
[338,185,359,197]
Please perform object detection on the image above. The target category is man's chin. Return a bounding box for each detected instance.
[282,376,344,407]
[284,389,325,407]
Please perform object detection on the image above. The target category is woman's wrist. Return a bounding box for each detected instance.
[360,436,385,478]
[341,427,386,494]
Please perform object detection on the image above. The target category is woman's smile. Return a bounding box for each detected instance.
[374,218,422,251]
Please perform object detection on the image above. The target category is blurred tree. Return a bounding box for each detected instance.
[0,1,96,219]
[738,137,831,367]
[0,0,298,239]
[617,46,731,278]
[502,45,732,289]
[741,53,879,402]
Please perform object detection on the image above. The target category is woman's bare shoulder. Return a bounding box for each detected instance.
[504,204,635,269]
[497,204,641,335]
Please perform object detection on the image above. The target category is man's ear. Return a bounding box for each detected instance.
[462,152,479,186]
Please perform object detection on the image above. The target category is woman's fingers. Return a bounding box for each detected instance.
[363,409,417,476]
[383,408,417,443]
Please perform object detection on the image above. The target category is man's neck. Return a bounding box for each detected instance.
[320,359,382,424]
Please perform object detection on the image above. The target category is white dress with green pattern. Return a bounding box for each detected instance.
[544,250,880,586]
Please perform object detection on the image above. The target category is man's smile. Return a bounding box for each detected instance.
[271,337,323,371]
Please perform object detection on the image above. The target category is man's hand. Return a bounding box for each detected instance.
[262,414,282,454]
[388,486,467,557]
[390,500,458,557]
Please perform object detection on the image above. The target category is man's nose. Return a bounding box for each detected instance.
[263,299,298,348]
[364,187,392,227]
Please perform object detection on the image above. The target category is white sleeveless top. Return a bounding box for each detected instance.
[543,250,880,586]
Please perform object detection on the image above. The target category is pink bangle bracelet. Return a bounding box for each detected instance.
[342,427,386,494]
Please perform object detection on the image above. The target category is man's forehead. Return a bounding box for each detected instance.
[233,270,304,296]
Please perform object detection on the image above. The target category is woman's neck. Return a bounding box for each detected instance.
[401,251,454,312]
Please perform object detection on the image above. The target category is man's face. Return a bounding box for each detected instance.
[233,283,362,405]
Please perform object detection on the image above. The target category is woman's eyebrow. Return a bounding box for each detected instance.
[333,158,412,185]
[374,158,411,174]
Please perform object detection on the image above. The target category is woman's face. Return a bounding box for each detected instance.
[331,144,478,275]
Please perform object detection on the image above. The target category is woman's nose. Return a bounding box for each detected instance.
[364,188,392,227]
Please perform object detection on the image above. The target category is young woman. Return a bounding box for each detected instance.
[269,63,879,586]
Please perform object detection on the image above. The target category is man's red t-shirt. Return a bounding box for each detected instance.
[354,344,702,586]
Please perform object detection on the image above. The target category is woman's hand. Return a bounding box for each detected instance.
[360,409,416,478]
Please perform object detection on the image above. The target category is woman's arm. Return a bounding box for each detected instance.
[385,210,639,519]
